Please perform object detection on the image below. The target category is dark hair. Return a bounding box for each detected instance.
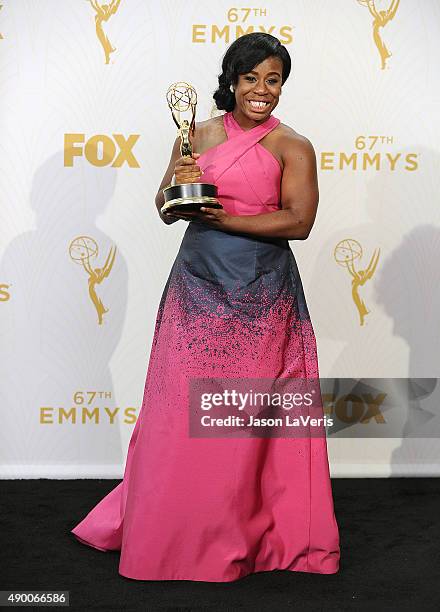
[213,33,291,112]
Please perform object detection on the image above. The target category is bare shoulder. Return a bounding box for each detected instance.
[195,115,224,134]
[277,123,316,156]
[193,114,226,151]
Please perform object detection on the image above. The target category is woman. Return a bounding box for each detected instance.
[71,33,340,581]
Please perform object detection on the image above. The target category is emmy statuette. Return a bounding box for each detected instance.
[161,82,222,214]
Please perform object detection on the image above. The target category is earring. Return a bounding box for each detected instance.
[229,84,234,93]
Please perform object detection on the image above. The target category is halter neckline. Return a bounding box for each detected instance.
[196,109,283,211]
[225,110,279,135]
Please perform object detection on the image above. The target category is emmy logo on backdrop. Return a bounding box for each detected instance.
[334,239,380,326]
[357,0,400,69]
[161,81,222,214]
[69,236,117,325]
[87,0,122,64]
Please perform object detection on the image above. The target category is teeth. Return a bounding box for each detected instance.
[249,100,268,109]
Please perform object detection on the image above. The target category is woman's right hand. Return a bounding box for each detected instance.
[174,152,203,184]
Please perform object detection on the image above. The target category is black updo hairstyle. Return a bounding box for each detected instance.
[213,32,291,112]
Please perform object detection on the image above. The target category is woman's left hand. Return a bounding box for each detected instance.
[164,206,231,228]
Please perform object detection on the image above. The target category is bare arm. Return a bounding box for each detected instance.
[199,135,319,241]
[155,136,182,225]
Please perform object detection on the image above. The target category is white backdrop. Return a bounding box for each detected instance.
[1,0,439,478]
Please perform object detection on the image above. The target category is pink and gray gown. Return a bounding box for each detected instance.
[71,111,340,581]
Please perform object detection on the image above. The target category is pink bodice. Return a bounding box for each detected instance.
[197,111,282,216]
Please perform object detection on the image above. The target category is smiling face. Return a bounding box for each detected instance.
[232,56,283,126]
